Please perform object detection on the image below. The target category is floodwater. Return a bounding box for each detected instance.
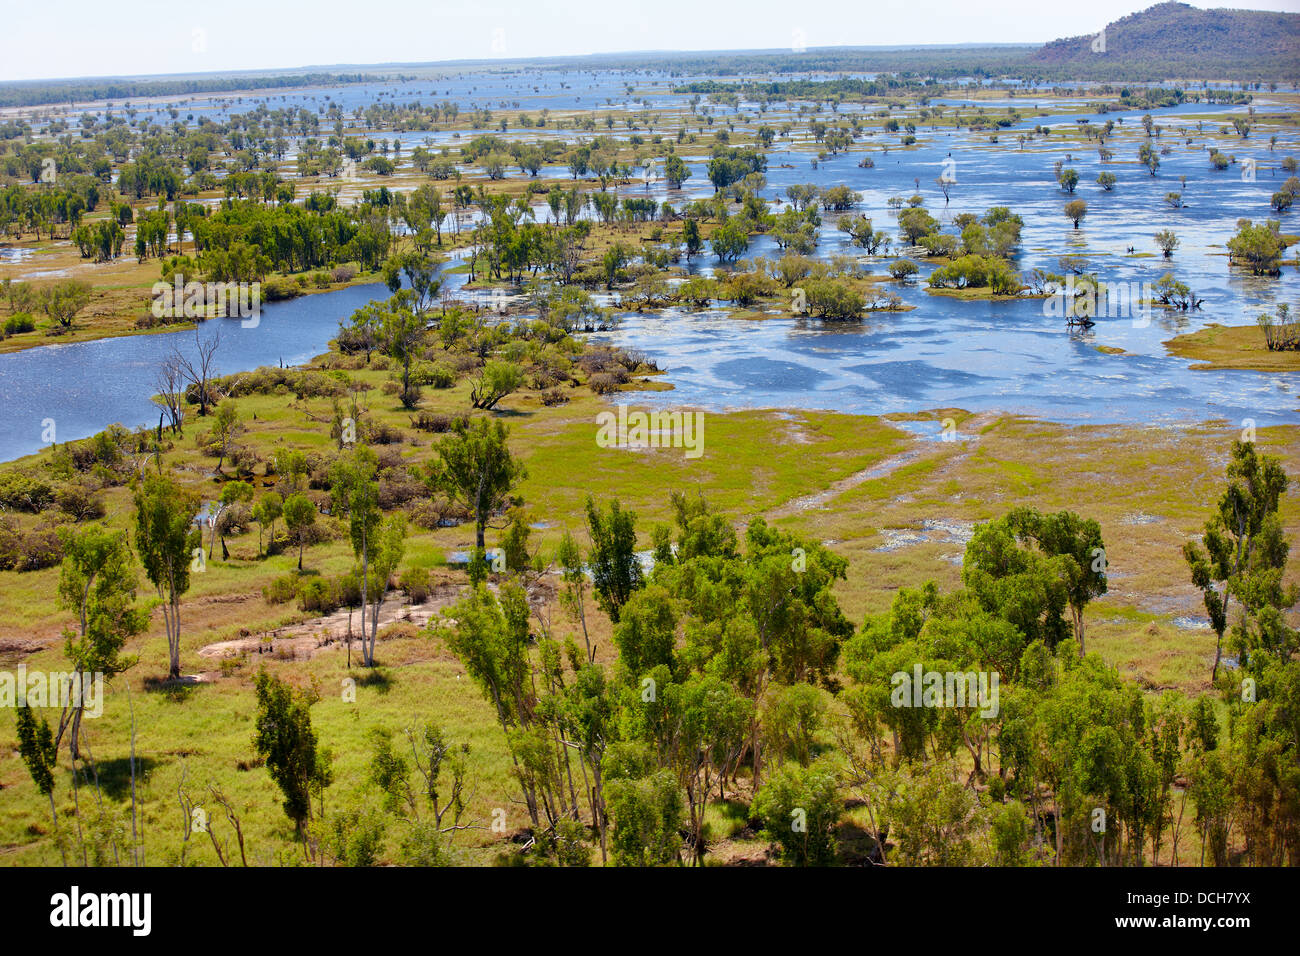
[0,72,1296,461]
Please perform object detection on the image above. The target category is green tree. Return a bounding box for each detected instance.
[605,770,684,866]
[283,492,317,571]
[133,473,202,679]
[1064,199,1087,229]
[215,480,253,561]
[330,447,383,666]
[252,491,283,556]
[425,417,526,556]
[469,360,523,411]
[1007,507,1107,654]
[16,706,64,863]
[1184,440,1293,682]
[252,668,329,839]
[752,759,841,866]
[55,524,146,756]
[586,497,643,623]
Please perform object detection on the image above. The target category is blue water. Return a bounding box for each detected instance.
[1,75,1297,461]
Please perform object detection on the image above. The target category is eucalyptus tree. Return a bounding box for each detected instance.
[133,473,202,680]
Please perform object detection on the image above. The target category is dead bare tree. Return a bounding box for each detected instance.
[206,785,249,866]
[171,327,221,417]
[153,355,187,436]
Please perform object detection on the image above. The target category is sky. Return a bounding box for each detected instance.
[2,0,1298,82]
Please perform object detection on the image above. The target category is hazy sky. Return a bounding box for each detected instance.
[3,0,1298,82]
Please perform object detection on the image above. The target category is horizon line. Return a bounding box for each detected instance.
[1,41,1053,88]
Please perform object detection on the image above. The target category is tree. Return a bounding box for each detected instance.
[1097,171,1117,191]
[710,219,749,262]
[41,280,92,329]
[1058,168,1080,194]
[469,360,523,410]
[605,770,684,866]
[664,153,688,189]
[379,302,429,410]
[252,491,282,557]
[214,480,253,560]
[54,524,147,757]
[1008,507,1107,654]
[1227,219,1290,277]
[329,446,387,667]
[283,492,317,571]
[897,206,938,244]
[586,497,643,623]
[17,704,69,863]
[133,473,202,679]
[1155,229,1180,258]
[153,356,187,437]
[360,515,407,666]
[682,218,702,260]
[752,759,841,865]
[252,668,329,839]
[888,259,919,283]
[425,417,526,556]
[209,402,241,475]
[1064,199,1087,229]
[1184,441,1291,682]
[1139,142,1160,176]
[171,327,220,417]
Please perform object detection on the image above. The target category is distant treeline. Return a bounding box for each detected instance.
[673,77,930,99]
[631,45,1294,84]
[0,72,380,109]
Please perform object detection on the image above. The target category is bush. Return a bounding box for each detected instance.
[400,567,431,604]
[803,279,865,319]
[588,372,624,395]
[299,577,340,614]
[3,313,35,335]
[411,361,456,389]
[0,472,55,512]
[411,410,466,433]
[55,482,106,521]
[263,573,300,605]
[378,470,424,510]
[8,526,64,572]
[262,277,303,301]
[407,496,471,530]
[361,420,404,445]
[888,259,919,282]
[751,760,842,866]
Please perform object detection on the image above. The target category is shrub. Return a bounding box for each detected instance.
[411,410,467,433]
[3,313,35,335]
[55,482,106,521]
[400,567,431,604]
[12,527,64,572]
[262,277,303,301]
[588,372,623,394]
[803,279,865,319]
[299,577,340,614]
[263,573,300,605]
[0,472,55,512]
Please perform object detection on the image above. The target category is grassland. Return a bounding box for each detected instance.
[1164,322,1300,372]
[0,343,1296,864]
